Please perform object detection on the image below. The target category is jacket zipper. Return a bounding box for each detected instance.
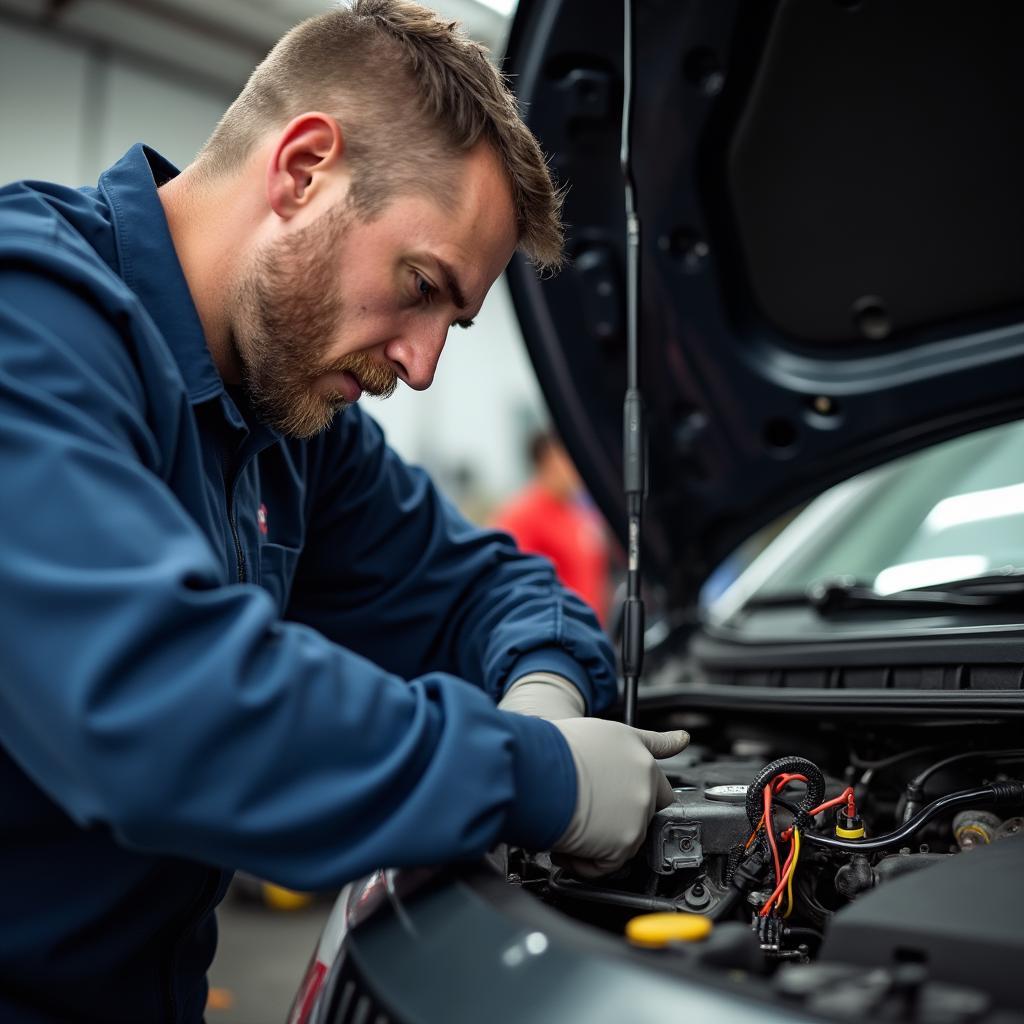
[223,449,247,584]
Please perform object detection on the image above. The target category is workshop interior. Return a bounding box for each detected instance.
[2,1,1023,1023]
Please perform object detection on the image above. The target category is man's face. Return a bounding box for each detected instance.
[229,144,518,438]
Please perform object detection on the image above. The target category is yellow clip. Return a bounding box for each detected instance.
[835,824,865,839]
[626,912,713,948]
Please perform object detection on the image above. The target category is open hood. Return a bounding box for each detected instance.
[505,0,1024,608]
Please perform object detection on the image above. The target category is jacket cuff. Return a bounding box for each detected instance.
[500,712,577,851]
[503,647,600,714]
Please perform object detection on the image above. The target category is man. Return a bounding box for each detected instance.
[0,2,687,1020]
[494,429,611,623]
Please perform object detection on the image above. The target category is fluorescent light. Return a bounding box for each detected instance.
[874,555,989,595]
[924,482,1024,534]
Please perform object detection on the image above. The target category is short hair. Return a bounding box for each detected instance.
[195,0,564,271]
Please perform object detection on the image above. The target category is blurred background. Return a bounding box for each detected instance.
[0,0,543,523]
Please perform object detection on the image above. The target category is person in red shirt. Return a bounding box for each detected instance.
[493,431,611,624]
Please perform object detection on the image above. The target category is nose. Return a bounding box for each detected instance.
[384,323,448,391]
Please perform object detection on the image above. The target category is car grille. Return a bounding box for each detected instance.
[323,954,394,1024]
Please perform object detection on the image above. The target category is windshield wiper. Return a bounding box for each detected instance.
[745,570,1024,615]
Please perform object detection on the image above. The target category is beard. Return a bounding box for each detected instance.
[229,201,397,439]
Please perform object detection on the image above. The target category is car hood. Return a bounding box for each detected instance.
[504,0,1024,609]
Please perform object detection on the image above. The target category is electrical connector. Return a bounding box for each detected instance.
[835,806,865,840]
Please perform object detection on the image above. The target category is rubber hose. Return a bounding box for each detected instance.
[803,781,1024,852]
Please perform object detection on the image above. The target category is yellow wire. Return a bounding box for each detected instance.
[783,829,801,918]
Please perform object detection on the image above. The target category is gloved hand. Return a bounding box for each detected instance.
[497,672,585,720]
[550,718,689,878]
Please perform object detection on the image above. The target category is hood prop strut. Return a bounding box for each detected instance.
[620,0,647,727]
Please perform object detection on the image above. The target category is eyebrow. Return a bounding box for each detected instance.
[433,258,477,329]
[435,258,468,311]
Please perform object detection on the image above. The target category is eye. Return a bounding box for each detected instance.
[414,272,436,304]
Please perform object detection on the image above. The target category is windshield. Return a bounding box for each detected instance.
[707,419,1024,624]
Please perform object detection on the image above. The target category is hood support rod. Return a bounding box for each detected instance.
[620,0,647,727]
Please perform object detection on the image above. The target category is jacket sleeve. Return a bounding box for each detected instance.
[289,409,618,712]
[0,262,577,890]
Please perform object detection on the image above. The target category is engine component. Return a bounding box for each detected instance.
[625,912,711,948]
[834,855,873,901]
[645,755,783,877]
[803,780,1024,853]
[901,748,1024,822]
[820,834,1024,1012]
[953,810,1002,849]
[745,756,826,836]
[834,805,865,840]
[996,816,1023,840]
[835,852,951,900]
[645,788,750,875]
[774,962,1001,1024]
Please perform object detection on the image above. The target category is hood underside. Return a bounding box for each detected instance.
[505,0,1024,606]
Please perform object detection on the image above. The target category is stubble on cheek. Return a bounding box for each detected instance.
[230,204,400,438]
[231,206,352,437]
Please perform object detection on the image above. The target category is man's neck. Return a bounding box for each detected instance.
[157,167,247,386]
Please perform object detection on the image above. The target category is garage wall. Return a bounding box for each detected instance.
[0,8,546,510]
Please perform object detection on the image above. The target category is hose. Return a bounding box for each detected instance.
[902,748,1024,821]
[804,780,1024,852]
[547,871,684,914]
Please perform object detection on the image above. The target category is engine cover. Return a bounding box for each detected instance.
[820,833,1024,1011]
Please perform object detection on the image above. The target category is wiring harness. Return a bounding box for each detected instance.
[744,757,858,919]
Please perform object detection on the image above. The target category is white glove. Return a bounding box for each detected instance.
[551,719,689,878]
[497,672,586,720]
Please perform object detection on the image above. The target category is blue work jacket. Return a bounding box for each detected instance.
[0,145,616,1023]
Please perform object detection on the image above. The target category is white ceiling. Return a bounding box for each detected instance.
[0,0,512,94]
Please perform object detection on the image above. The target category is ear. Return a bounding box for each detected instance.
[266,112,345,219]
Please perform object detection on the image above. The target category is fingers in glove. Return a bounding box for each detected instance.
[635,729,690,759]
[655,770,677,810]
[553,852,627,879]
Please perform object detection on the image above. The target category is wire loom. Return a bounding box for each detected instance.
[743,757,825,919]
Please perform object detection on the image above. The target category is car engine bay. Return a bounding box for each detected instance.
[506,715,1024,1023]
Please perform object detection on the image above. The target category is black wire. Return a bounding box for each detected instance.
[849,744,946,785]
[849,745,942,770]
[548,870,682,914]
[803,781,1024,853]
[909,748,1024,792]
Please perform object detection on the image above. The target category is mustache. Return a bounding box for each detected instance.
[321,350,398,399]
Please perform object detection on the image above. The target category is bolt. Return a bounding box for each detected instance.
[813,396,834,415]
[679,838,693,852]
[692,883,705,897]
[851,295,892,341]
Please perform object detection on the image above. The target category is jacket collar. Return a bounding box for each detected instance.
[98,144,225,406]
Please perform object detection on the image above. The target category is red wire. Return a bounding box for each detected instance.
[749,778,861,909]
[759,833,797,916]
[763,785,782,887]
[746,774,814,849]
[780,786,856,842]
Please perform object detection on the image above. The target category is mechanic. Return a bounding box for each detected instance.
[0,1,687,1021]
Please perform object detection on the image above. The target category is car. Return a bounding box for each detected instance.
[286,1,1024,1021]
